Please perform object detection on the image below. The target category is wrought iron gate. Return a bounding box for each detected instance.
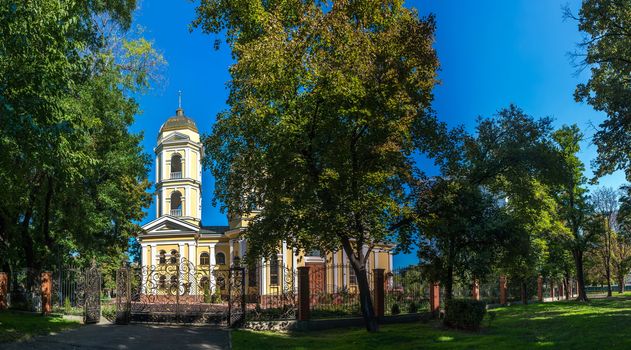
[228,267,245,327]
[83,264,101,324]
[115,257,245,325]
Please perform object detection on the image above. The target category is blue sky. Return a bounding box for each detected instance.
[130,0,626,268]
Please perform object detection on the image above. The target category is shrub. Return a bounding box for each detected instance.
[391,303,400,315]
[102,305,116,322]
[64,297,72,314]
[444,299,486,331]
[408,301,418,313]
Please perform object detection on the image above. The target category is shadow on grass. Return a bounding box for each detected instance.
[233,296,631,350]
[0,311,80,343]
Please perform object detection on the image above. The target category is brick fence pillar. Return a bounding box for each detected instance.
[41,271,52,315]
[373,269,385,318]
[297,266,310,321]
[499,275,507,305]
[429,282,440,317]
[0,272,7,310]
[471,279,480,301]
[537,275,543,302]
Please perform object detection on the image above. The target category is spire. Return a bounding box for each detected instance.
[176,90,184,116]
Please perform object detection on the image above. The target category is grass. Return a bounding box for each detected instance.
[0,311,80,343]
[233,293,631,349]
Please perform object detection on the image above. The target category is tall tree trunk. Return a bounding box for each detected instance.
[341,239,377,332]
[521,281,528,305]
[564,272,570,300]
[618,272,624,294]
[573,248,588,301]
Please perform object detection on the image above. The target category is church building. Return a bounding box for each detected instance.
[139,105,394,296]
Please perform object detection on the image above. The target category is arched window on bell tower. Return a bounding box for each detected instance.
[171,153,182,179]
[170,191,182,216]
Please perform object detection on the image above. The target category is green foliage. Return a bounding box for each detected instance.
[390,303,400,315]
[567,1,631,181]
[0,0,163,274]
[408,302,418,314]
[64,297,72,315]
[444,299,486,331]
[193,0,440,331]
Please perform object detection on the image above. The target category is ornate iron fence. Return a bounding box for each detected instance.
[308,264,373,319]
[115,257,248,326]
[244,263,297,322]
[385,266,429,315]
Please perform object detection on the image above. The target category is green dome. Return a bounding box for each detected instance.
[159,108,198,134]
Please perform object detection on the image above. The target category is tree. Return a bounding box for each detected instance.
[591,186,619,296]
[566,0,631,180]
[193,0,439,331]
[421,105,563,303]
[614,185,631,292]
[551,125,593,301]
[0,0,161,286]
[417,178,510,300]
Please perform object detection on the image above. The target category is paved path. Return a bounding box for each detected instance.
[5,323,230,350]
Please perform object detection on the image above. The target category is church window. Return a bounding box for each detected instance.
[270,256,279,286]
[159,250,166,265]
[171,153,182,179]
[200,252,210,266]
[216,252,226,265]
[170,249,178,264]
[170,191,182,216]
[349,266,357,285]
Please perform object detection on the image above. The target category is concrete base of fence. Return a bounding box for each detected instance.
[244,313,432,332]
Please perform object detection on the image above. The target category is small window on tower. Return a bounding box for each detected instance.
[171,153,182,179]
[200,252,210,266]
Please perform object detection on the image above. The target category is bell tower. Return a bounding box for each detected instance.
[154,102,203,226]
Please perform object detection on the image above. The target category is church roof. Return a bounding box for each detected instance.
[159,108,198,134]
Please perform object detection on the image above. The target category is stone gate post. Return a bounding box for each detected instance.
[0,272,7,310]
[41,272,52,315]
[429,282,440,317]
[499,275,507,305]
[472,279,480,301]
[297,266,310,321]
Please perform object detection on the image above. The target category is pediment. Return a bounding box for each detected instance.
[141,216,199,235]
[162,132,191,143]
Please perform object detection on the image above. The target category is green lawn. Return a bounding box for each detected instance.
[0,311,80,343]
[233,293,631,349]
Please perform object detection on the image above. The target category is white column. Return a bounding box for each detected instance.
[389,251,393,272]
[161,188,166,216]
[161,150,166,180]
[374,249,379,268]
[185,186,191,217]
[155,194,159,218]
[280,242,286,292]
[209,244,217,294]
[141,245,148,294]
[342,250,347,288]
[333,250,338,292]
[185,148,190,178]
[178,243,185,294]
[260,257,266,295]
[188,243,197,294]
[151,245,157,295]
[229,240,235,266]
